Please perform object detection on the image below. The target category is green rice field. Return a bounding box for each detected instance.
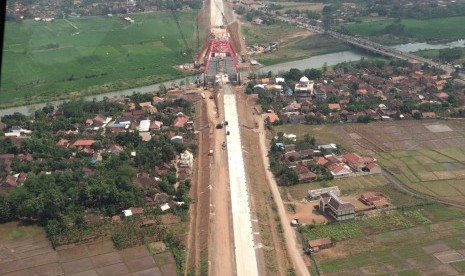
[0,11,200,107]
[344,16,465,43]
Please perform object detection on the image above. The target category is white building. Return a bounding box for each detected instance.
[138,120,150,132]
[294,76,314,94]
[275,77,285,83]
[179,150,193,168]
[170,136,183,144]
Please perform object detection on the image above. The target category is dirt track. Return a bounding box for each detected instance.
[206,88,236,276]
[255,114,310,276]
[234,91,311,276]
[186,96,212,275]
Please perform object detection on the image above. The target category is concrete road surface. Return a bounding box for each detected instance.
[223,85,259,276]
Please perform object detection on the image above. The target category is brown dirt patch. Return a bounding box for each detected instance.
[159,263,177,276]
[57,245,89,262]
[289,202,328,225]
[423,243,451,254]
[160,213,181,225]
[68,270,99,276]
[28,262,63,275]
[153,251,175,266]
[96,263,129,276]
[131,267,163,276]
[61,258,94,274]
[86,240,114,256]
[125,256,157,273]
[185,95,212,274]
[120,245,149,262]
[90,251,123,268]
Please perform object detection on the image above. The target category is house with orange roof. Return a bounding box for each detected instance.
[436,92,449,100]
[173,114,189,129]
[343,153,375,172]
[73,139,95,147]
[266,112,279,123]
[56,139,70,148]
[328,103,341,111]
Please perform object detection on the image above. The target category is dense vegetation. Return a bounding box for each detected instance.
[0,94,193,247]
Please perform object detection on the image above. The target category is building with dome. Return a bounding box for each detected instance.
[294,76,314,96]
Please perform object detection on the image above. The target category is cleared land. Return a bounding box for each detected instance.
[1,11,200,108]
[0,222,177,276]
[344,16,465,43]
[274,2,326,12]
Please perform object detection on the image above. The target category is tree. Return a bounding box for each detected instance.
[278,168,299,186]
[439,48,463,62]
[383,23,405,36]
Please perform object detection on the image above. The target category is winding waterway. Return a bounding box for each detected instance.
[1,39,465,117]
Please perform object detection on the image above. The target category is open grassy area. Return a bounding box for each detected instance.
[284,174,390,201]
[274,2,326,12]
[344,16,465,43]
[273,124,352,150]
[243,22,349,65]
[1,11,201,108]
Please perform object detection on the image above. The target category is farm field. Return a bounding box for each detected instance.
[0,11,201,108]
[310,204,465,275]
[344,16,465,43]
[243,22,350,65]
[274,121,465,274]
[0,222,177,276]
[274,120,465,203]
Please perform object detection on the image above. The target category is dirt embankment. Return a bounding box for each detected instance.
[186,97,211,275]
[235,89,294,275]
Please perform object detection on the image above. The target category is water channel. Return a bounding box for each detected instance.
[1,39,464,117]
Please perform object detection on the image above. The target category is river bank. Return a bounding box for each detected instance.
[3,38,465,117]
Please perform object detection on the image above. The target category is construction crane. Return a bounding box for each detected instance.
[169,8,191,57]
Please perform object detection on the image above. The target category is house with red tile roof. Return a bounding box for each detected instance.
[343,153,375,172]
[73,139,95,148]
[150,121,163,131]
[1,175,18,189]
[173,114,189,129]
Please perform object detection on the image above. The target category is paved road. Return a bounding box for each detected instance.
[223,85,259,276]
[279,15,465,80]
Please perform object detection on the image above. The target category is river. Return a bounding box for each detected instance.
[393,39,465,52]
[0,50,370,117]
[258,50,369,74]
[2,39,465,117]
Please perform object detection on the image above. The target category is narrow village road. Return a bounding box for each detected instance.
[256,116,310,276]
